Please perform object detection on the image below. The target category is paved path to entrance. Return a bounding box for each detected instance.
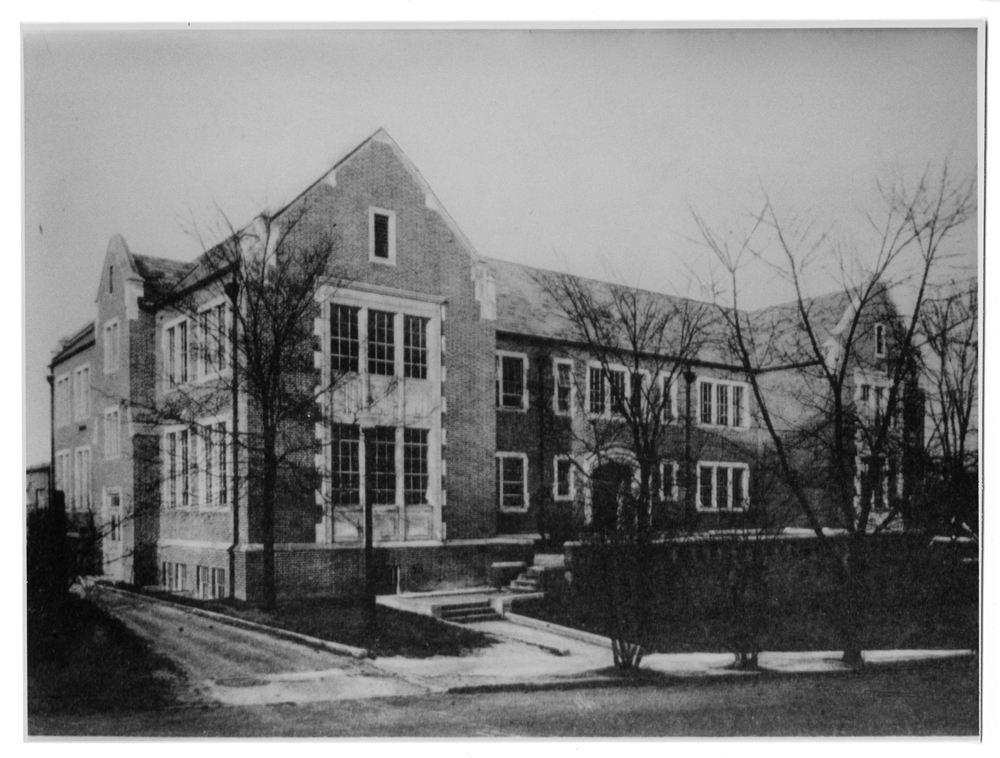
[92,588,428,706]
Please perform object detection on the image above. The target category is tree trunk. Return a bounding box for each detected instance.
[839,540,866,668]
[260,437,278,611]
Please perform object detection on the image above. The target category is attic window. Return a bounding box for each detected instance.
[875,323,886,358]
[369,207,396,265]
[109,265,114,294]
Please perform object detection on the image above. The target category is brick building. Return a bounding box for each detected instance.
[47,129,915,601]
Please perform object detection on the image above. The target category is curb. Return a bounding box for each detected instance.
[505,612,613,649]
[432,614,572,657]
[97,584,371,660]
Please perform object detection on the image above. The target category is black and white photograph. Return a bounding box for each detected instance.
[21,15,983,739]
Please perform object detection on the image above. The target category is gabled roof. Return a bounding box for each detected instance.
[51,321,95,367]
[746,290,855,367]
[131,253,196,301]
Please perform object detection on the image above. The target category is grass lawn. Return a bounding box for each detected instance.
[27,594,184,715]
[108,584,493,658]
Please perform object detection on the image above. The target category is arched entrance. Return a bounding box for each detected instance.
[590,461,633,533]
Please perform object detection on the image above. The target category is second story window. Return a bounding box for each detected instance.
[608,368,627,416]
[368,310,395,376]
[55,374,71,427]
[403,315,428,379]
[165,320,191,385]
[496,353,527,410]
[330,304,360,374]
[72,365,90,422]
[875,323,886,358]
[698,378,749,428]
[554,360,574,415]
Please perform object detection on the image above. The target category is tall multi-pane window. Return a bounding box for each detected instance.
[716,384,729,426]
[497,354,526,409]
[403,315,428,379]
[107,492,121,541]
[403,428,429,505]
[73,365,90,421]
[366,427,396,504]
[588,366,605,415]
[555,361,573,414]
[104,408,121,459]
[733,386,744,427]
[199,303,228,375]
[74,448,91,512]
[368,310,395,376]
[700,382,713,424]
[204,425,214,506]
[216,422,228,505]
[167,326,176,383]
[661,376,674,420]
[697,462,750,510]
[180,429,190,507]
[497,454,527,511]
[608,369,627,416]
[699,466,713,511]
[167,432,178,508]
[330,424,360,505]
[330,305,360,373]
[55,375,71,427]
[179,322,189,383]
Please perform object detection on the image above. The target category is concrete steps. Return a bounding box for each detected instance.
[437,600,502,623]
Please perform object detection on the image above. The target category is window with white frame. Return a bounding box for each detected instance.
[554,456,576,501]
[163,427,193,509]
[875,323,886,358]
[698,378,748,428]
[403,428,429,505]
[369,207,397,265]
[856,455,899,512]
[106,491,121,541]
[856,380,894,425]
[104,407,121,459]
[587,364,631,417]
[368,309,395,376]
[164,319,193,385]
[497,453,528,511]
[496,352,527,410]
[403,315,428,379]
[196,566,227,599]
[55,374,71,427]
[72,365,90,422]
[365,426,397,505]
[200,419,230,509]
[161,562,188,592]
[660,373,678,421]
[55,450,71,503]
[330,304,360,374]
[198,302,229,377]
[104,320,120,373]
[696,461,749,511]
[661,459,679,502]
[553,359,574,415]
[74,447,92,512]
[330,424,361,506]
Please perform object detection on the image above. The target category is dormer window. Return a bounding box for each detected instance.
[369,207,396,265]
[875,323,886,358]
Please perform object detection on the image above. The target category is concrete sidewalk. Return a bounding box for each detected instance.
[94,584,976,704]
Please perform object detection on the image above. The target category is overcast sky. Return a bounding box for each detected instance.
[22,26,979,466]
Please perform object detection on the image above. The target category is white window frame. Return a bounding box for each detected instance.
[874,323,886,358]
[74,446,92,513]
[163,315,193,387]
[198,415,232,511]
[658,373,680,422]
[55,373,71,427]
[55,449,72,503]
[162,424,195,510]
[553,455,577,501]
[104,489,122,541]
[696,378,750,429]
[196,297,230,381]
[496,350,529,411]
[661,459,680,501]
[72,364,90,422]
[104,406,122,460]
[695,460,749,512]
[586,362,630,419]
[103,319,120,374]
[552,358,576,416]
[368,206,397,266]
[496,452,529,513]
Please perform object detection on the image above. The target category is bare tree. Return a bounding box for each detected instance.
[693,166,975,667]
[916,277,978,533]
[536,271,710,669]
[143,207,349,610]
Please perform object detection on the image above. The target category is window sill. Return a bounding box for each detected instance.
[499,506,530,514]
[695,506,750,513]
[497,405,528,413]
